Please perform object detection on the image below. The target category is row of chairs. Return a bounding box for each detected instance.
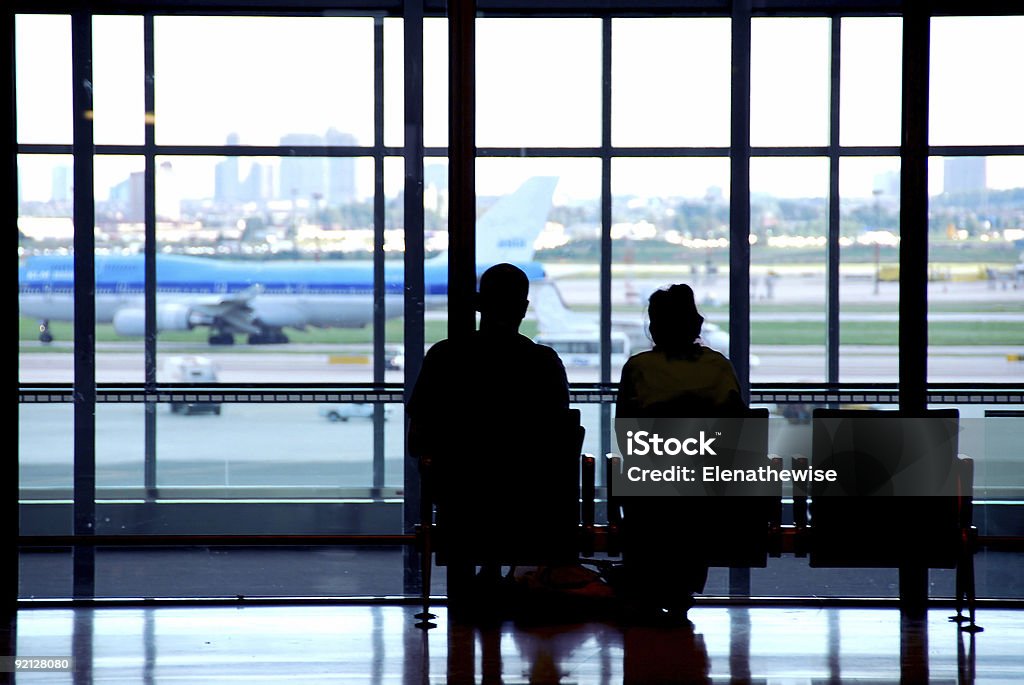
[415,408,980,631]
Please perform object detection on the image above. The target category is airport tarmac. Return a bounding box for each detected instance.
[17,343,1023,383]
[18,396,1023,498]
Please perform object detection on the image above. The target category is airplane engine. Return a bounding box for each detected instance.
[113,304,201,336]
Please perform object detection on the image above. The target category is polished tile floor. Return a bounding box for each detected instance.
[7,605,1022,683]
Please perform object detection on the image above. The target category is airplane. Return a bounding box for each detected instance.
[19,176,559,345]
[531,279,758,365]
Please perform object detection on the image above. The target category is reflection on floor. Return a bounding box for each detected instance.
[9,605,1022,683]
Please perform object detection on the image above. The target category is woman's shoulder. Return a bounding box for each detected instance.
[624,349,661,367]
[696,345,731,364]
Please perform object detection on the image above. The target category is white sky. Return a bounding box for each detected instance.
[14,14,1024,204]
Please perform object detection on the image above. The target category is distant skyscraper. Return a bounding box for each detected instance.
[51,165,72,203]
[156,161,181,221]
[215,133,241,203]
[325,128,357,204]
[108,175,136,220]
[279,133,326,202]
[872,170,901,199]
[944,157,987,195]
[126,172,145,222]
[424,163,448,215]
[240,162,274,203]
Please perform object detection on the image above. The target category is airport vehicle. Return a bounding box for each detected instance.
[19,177,558,346]
[318,403,391,422]
[534,330,631,368]
[161,355,222,415]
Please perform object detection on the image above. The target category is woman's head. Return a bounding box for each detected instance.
[647,283,704,356]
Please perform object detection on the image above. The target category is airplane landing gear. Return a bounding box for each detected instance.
[209,332,235,345]
[39,320,53,344]
[247,327,289,345]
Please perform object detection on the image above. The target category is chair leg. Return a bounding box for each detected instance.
[950,547,967,624]
[415,527,437,629]
[962,550,983,634]
[950,545,982,633]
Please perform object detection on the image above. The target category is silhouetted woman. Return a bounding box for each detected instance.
[615,283,746,619]
[617,283,743,418]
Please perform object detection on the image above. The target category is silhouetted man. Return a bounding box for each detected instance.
[407,263,570,605]
[408,263,569,458]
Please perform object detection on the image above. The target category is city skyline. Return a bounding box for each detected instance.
[14,14,1024,205]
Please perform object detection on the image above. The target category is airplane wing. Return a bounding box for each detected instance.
[189,284,264,335]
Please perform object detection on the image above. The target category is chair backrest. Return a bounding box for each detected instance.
[808,408,961,568]
[432,407,585,566]
[616,407,776,568]
[697,407,776,566]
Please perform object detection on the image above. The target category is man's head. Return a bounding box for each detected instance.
[476,263,530,329]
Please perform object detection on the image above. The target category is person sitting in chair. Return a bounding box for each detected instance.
[615,283,746,619]
[407,263,570,608]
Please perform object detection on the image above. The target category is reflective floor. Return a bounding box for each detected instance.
[7,605,1022,683]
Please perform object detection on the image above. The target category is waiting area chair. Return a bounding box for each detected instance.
[415,407,586,627]
[605,407,779,610]
[804,408,980,630]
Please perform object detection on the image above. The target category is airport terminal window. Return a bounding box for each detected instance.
[610,157,732,378]
[154,17,375,147]
[16,12,409,522]
[14,13,71,144]
[929,16,1024,146]
[925,18,1024,384]
[839,17,902,147]
[926,155,1024,384]
[473,156,601,382]
[476,18,601,148]
[423,19,449,149]
[750,17,830,148]
[749,156,829,383]
[92,16,144,146]
[611,18,731,148]
[837,156,901,383]
[13,4,1024,601]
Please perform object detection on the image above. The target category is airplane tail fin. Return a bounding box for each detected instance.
[475,176,559,268]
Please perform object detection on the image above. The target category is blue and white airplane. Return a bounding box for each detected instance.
[19,176,558,345]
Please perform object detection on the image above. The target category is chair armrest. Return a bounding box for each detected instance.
[769,456,784,529]
[957,455,975,529]
[792,455,809,528]
[606,454,622,556]
[581,454,596,555]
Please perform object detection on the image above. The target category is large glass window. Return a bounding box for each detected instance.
[839,18,902,147]
[750,157,829,383]
[612,18,731,148]
[611,157,731,378]
[838,157,900,382]
[476,19,600,148]
[926,155,1024,383]
[154,17,375,147]
[13,6,1024,602]
[751,18,830,147]
[15,14,71,144]
[930,16,1024,146]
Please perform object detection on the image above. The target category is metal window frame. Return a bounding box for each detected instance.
[10,2,1024,607]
